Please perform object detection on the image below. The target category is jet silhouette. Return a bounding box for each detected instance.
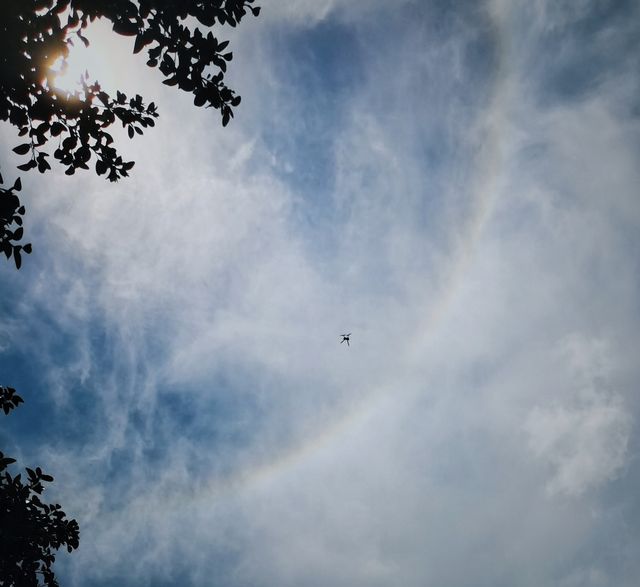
[340,333,351,346]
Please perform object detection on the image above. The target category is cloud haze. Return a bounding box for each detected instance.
[1,1,639,586]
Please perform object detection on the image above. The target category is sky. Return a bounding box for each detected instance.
[1,0,640,585]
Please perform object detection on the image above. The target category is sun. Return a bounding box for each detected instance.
[48,21,120,95]
[50,44,101,94]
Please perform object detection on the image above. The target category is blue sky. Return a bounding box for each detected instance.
[2,1,640,585]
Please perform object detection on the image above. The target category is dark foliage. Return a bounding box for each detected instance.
[1,397,80,587]
[1,386,25,415]
[0,0,260,267]
[1,173,32,269]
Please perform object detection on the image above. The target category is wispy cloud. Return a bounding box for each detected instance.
[1,1,639,586]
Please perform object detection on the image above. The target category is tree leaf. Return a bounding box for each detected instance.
[95,159,108,175]
[38,159,52,173]
[162,54,175,69]
[17,160,37,171]
[12,143,31,155]
[112,19,138,36]
[0,457,16,468]
[14,248,22,269]
[50,122,66,136]
[62,136,77,150]
[133,33,149,54]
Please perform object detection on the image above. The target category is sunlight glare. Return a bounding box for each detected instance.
[49,21,121,95]
[50,43,101,94]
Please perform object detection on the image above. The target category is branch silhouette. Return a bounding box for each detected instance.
[1,0,261,268]
[1,390,80,587]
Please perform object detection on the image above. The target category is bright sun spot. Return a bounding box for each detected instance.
[50,45,101,93]
[49,21,120,94]
[47,19,151,100]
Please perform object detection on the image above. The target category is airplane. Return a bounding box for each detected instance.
[340,333,351,346]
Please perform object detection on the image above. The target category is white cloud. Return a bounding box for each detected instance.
[525,334,632,496]
[259,0,415,26]
[2,0,640,586]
